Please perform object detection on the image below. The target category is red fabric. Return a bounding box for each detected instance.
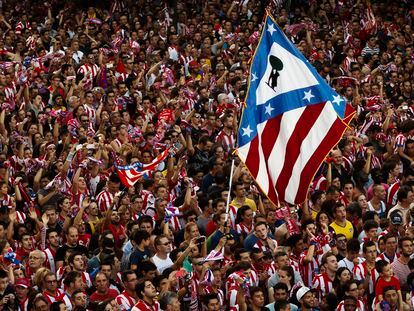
[375,276,400,298]
[90,288,119,302]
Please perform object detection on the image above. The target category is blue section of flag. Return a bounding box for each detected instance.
[238,16,346,147]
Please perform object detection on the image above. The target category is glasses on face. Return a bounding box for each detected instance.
[81,119,89,122]
[193,115,201,119]
[159,241,171,246]
[171,134,179,138]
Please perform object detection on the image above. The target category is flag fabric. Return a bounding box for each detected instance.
[115,148,170,187]
[236,14,353,205]
[202,250,224,263]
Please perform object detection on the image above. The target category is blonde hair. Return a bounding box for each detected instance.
[184,222,198,241]
[33,268,51,290]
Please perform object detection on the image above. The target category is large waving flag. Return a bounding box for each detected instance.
[115,148,170,187]
[237,14,353,205]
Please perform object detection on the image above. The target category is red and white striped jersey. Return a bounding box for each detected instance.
[43,289,72,309]
[387,182,400,206]
[141,190,155,216]
[236,222,253,236]
[43,247,56,273]
[216,129,236,153]
[96,190,114,212]
[342,56,356,73]
[312,175,327,191]
[16,211,26,224]
[342,155,354,173]
[4,81,17,102]
[253,238,277,253]
[115,71,129,82]
[394,133,406,153]
[353,262,379,294]
[228,204,237,229]
[84,104,96,125]
[312,272,333,299]
[290,255,300,273]
[376,252,400,264]
[131,299,161,311]
[299,251,322,287]
[71,189,90,209]
[78,63,99,91]
[116,291,137,311]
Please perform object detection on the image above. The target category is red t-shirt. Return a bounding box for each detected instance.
[375,276,400,298]
[90,288,119,302]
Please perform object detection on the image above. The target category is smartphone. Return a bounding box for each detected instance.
[106,63,114,69]
[196,236,206,244]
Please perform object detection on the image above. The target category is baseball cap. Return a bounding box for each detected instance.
[15,278,30,288]
[390,211,403,225]
[296,286,311,302]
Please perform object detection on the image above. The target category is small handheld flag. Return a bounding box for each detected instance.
[237,14,353,205]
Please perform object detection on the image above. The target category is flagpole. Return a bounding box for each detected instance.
[224,158,235,223]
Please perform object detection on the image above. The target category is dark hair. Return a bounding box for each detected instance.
[46,228,59,239]
[398,236,413,249]
[68,252,83,265]
[132,229,151,245]
[311,190,325,204]
[363,219,378,232]
[332,202,345,215]
[273,282,289,292]
[235,205,251,224]
[63,271,81,287]
[234,248,249,261]
[363,240,377,253]
[383,233,396,244]
[203,293,219,306]
[50,301,66,311]
[136,260,157,276]
[274,300,290,311]
[382,285,397,296]
[136,280,152,299]
[249,286,264,298]
[280,266,295,287]
[121,270,136,283]
[375,260,389,274]
[397,185,413,202]
[346,238,360,252]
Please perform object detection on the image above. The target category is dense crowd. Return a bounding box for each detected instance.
[0,0,412,310]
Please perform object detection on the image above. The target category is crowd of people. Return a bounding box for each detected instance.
[0,0,412,310]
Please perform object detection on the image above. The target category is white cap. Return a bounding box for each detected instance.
[296,286,311,302]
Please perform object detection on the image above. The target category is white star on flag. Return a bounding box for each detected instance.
[265,104,274,115]
[332,95,344,106]
[251,72,258,82]
[242,125,253,137]
[267,23,276,36]
[303,90,314,102]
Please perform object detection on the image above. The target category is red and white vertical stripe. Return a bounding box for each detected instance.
[238,102,347,204]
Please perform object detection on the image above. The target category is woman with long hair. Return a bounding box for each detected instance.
[235,205,254,239]
[333,267,352,299]
[278,266,295,296]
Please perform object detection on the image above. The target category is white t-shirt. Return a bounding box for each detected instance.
[151,254,173,274]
